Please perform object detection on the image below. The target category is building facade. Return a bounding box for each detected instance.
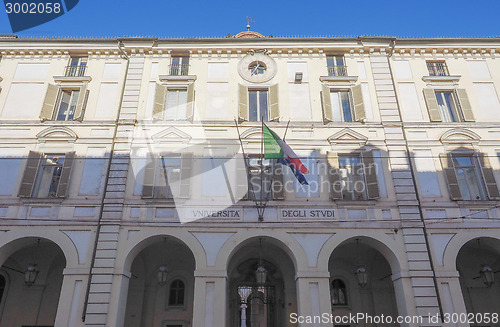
[0,32,499,327]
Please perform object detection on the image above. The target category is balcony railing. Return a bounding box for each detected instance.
[169,63,189,76]
[427,62,449,76]
[65,65,87,77]
[327,65,348,77]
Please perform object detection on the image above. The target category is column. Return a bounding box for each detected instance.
[192,270,227,327]
[54,268,89,327]
[296,271,332,327]
[436,270,469,327]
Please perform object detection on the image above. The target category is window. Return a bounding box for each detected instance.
[165,89,188,120]
[338,155,366,200]
[331,90,353,122]
[326,55,347,76]
[55,89,80,121]
[440,152,500,201]
[66,56,88,77]
[170,56,189,76]
[247,157,273,201]
[435,91,459,122]
[331,279,348,305]
[238,84,279,123]
[423,88,474,122]
[152,84,194,121]
[18,151,75,198]
[452,155,486,200]
[40,84,89,122]
[426,61,449,76]
[168,279,185,306]
[321,85,365,124]
[249,89,269,122]
[249,61,267,75]
[155,155,181,199]
[33,154,64,198]
[328,151,379,200]
[141,153,192,199]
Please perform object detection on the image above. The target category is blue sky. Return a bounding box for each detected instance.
[0,0,499,39]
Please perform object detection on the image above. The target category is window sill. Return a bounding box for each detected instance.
[454,200,498,205]
[53,76,92,83]
[159,75,197,83]
[19,197,65,204]
[422,75,460,84]
[333,199,378,205]
[320,75,358,85]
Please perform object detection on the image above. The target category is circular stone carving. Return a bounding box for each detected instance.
[238,52,277,83]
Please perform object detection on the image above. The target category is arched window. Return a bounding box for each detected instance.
[331,279,347,305]
[168,279,185,306]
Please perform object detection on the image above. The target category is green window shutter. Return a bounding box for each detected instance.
[186,83,195,122]
[269,84,280,122]
[74,84,88,122]
[142,154,156,199]
[327,151,342,200]
[153,83,166,120]
[56,151,76,198]
[477,153,500,200]
[439,153,462,200]
[18,151,42,197]
[456,89,475,122]
[272,159,285,200]
[351,84,366,122]
[361,151,380,199]
[321,84,333,124]
[236,157,249,200]
[238,84,249,122]
[179,153,193,199]
[40,84,59,121]
[423,89,442,122]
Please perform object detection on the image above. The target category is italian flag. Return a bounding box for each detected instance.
[263,122,309,184]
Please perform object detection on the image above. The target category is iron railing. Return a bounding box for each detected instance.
[169,63,189,76]
[65,65,87,77]
[327,65,348,77]
[427,62,449,76]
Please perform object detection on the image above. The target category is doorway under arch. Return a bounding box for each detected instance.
[328,238,399,324]
[456,237,500,316]
[0,237,66,327]
[123,236,196,327]
[227,237,297,327]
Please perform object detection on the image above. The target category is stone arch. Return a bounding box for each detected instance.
[443,230,500,269]
[317,231,406,275]
[119,229,207,272]
[0,228,79,268]
[216,230,307,272]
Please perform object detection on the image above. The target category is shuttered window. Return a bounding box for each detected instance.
[322,85,365,123]
[40,84,88,122]
[327,151,379,200]
[19,151,75,198]
[141,153,192,199]
[238,84,279,122]
[441,153,500,201]
[423,89,474,122]
[152,84,194,121]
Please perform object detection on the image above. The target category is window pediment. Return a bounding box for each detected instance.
[152,127,191,144]
[328,128,368,146]
[36,126,78,143]
[440,128,480,145]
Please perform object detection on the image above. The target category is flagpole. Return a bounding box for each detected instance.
[234,119,259,215]
[283,119,291,141]
[259,117,264,221]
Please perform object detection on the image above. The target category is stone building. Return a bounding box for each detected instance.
[0,31,499,327]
